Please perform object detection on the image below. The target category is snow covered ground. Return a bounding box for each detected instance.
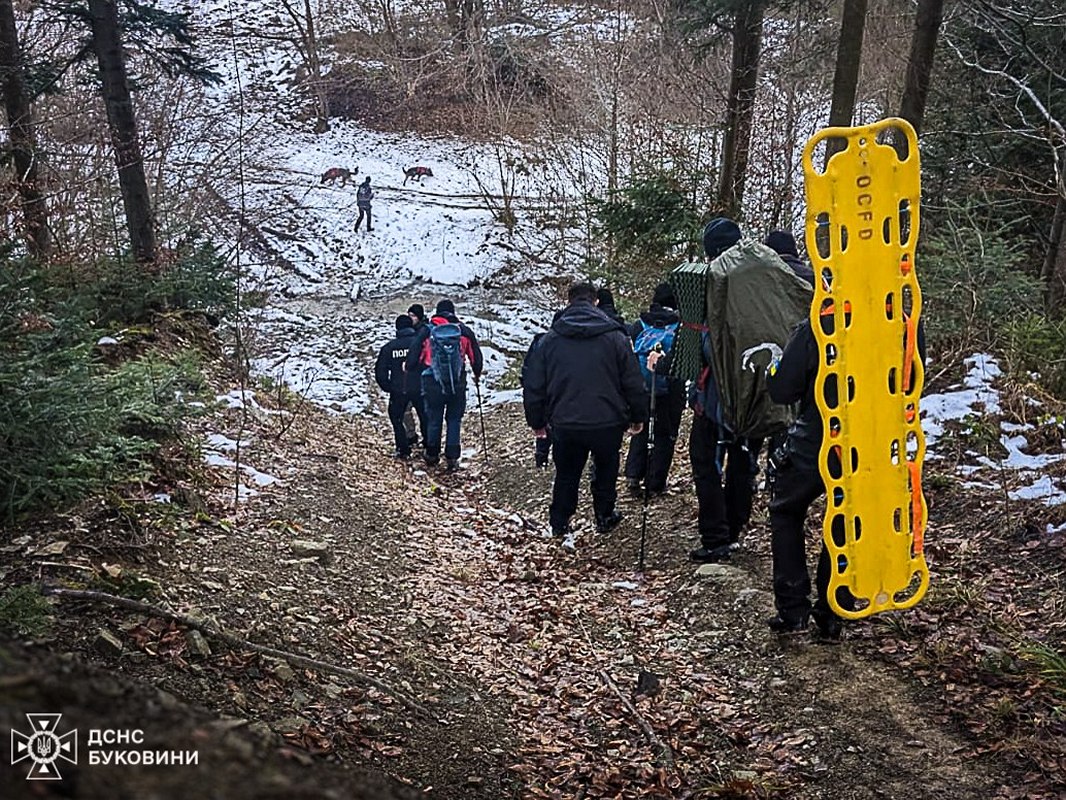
[182,1,1066,518]
[922,354,1066,516]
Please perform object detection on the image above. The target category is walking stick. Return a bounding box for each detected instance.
[474,377,489,458]
[638,344,662,572]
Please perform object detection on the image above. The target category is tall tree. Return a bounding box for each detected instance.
[943,0,1066,313]
[823,0,868,163]
[88,0,156,264]
[0,0,50,260]
[281,0,329,134]
[717,0,766,220]
[898,0,945,134]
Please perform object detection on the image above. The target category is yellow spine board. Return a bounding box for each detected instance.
[801,119,929,619]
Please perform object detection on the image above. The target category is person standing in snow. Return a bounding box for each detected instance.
[375,315,425,459]
[405,299,484,471]
[522,282,648,538]
[355,177,374,232]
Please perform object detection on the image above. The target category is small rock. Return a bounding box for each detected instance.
[202,580,225,591]
[290,689,310,709]
[93,628,123,657]
[33,540,69,557]
[695,563,740,580]
[272,662,296,682]
[272,715,309,734]
[290,540,332,563]
[769,678,787,689]
[246,721,275,745]
[185,629,212,658]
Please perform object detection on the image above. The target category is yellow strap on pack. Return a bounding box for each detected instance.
[801,118,929,619]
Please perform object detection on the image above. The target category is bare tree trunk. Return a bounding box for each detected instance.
[717,0,765,220]
[1043,193,1066,315]
[303,0,329,134]
[0,0,50,260]
[88,0,157,265]
[824,0,868,163]
[899,0,945,135]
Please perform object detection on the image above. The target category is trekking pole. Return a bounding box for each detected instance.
[638,344,662,572]
[474,377,489,458]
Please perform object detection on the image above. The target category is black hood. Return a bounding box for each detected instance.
[640,304,680,327]
[552,301,624,339]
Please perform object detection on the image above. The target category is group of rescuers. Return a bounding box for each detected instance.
[374,216,926,641]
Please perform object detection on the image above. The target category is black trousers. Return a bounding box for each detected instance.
[388,392,425,455]
[689,414,761,549]
[624,386,685,492]
[355,206,373,231]
[767,450,853,622]
[550,425,624,531]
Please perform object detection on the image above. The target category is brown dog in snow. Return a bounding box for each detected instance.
[321,166,357,186]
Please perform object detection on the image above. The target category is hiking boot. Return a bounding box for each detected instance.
[595,511,623,534]
[446,458,460,472]
[626,479,642,496]
[812,610,844,641]
[424,453,440,467]
[393,450,411,460]
[550,522,571,538]
[689,544,732,563]
[767,614,809,634]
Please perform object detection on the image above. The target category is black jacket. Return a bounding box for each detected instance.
[404,312,484,380]
[780,254,815,287]
[523,301,648,430]
[767,313,926,465]
[375,328,421,395]
[598,302,626,328]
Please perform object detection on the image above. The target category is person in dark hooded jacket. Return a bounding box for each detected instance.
[375,314,425,459]
[765,230,815,287]
[688,218,764,564]
[624,282,686,495]
[402,303,429,447]
[765,298,926,637]
[596,287,626,328]
[523,282,648,537]
[520,332,552,468]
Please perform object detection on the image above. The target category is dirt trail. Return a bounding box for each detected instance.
[1,392,1030,798]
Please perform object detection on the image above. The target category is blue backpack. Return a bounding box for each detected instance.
[427,322,464,395]
[634,322,678,395]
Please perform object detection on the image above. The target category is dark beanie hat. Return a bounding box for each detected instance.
[395,314,414,331]
[765,230,799,258]
[407,303,425,320]
[652,282,677,309]
[596,287,615,307]
[435,298,455,315]
[703,217,742,260]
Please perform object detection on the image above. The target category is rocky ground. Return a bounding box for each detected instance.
[2,376,1064,798]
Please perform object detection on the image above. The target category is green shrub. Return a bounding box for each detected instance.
[920,213,1044,349]
[0,585,51,637]
[590,169,708,280]
[0,250,214,522]
[1003,313,1066,399]
[62,237,234,325]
